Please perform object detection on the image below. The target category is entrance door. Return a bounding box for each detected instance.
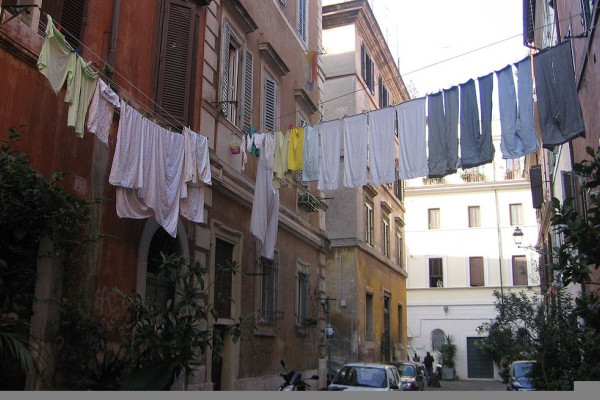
[211,325,226,390]
[467,337,494,378]
[383,296,391,362]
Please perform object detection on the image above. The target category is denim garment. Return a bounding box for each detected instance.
[516,56,538,155]
[459,75,495,169]
[427,87,460,178]
[533,40,585,149]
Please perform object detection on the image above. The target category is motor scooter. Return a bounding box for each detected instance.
[276,360,318,391]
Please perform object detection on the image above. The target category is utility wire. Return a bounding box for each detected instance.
[29,6,586,131]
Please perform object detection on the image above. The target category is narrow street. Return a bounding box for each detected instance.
[426,379,506,391]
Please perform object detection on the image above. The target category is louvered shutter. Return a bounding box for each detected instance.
[298,0,307,42]
[263,76,277,132]
[361,43,366,81]
[220,21,231,116]
[523,0,535,45]
[39,0,87,47]
[156,0,196,126]
[530,164,544,209]
[240,49,254,131]
[61,0,86,47]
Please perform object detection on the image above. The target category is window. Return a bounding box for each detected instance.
[378,77,389,107]
[428,208,440,230]
[366,293,374,341]
[429,257,443,287]
[263,74,278,132]
[365,202,374,246]
[155,0,198,126]
[220,20,254,129]
[214,238,234,319]
[296,270,310,326]
[431,329,445,352]
[39,0,87,47]
[397,305,403,344]
[146,227,180,309]
[468,206,481,228]
[509,203,523,226]
[382,218,390,257]
[581,0,592,34]
[394,174,404,201]
[505,158,522,179]
[297,0,307,43]
[469,256,484,287]
[259,256,278,325]
[512,255,528,286]
[396,231,403,267]
[360,43,375,94]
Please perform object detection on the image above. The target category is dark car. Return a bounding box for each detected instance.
[506,360,536,391]
[390,362,425,391]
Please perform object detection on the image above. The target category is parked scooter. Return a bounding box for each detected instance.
[276,360,318,391]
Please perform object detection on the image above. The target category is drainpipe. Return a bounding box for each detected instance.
[495,189,505,303]
[107,0,122,69]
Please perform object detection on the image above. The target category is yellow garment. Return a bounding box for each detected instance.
[65,53,98,137]
[272,130,291,189]
[287,127,304,170]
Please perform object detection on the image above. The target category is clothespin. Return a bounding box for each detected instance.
[288,123,294,131]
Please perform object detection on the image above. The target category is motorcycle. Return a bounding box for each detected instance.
[276,360,319,391]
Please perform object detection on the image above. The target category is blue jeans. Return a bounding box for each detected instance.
[425,368,433,385]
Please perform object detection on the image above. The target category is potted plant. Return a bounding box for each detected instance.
[439,334,457,380]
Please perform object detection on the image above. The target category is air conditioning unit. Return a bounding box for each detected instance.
[298,192,320,212]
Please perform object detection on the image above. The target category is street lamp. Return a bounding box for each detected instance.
[512,227,524,247]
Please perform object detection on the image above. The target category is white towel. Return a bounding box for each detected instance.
[317,119,343,191]
[302,125,320,182]
[368,107,397,185]
[343,114,369,187]
[250,132,280,260]
[180,130,211,224]
[397,98,429,180]
[87,79,120,145]
[109,100,145,189]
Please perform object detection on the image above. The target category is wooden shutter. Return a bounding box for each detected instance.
[39,0,87,47]
[240,49,254,130]
[523,0,535,45]
[220,20,231,116]
[361,43,366,81]
[469,257,484,286]
[263,75,277,132]
[156,0,196,126]
[512,255,528,286]
[530,164,544,209]
[298,0,307,42]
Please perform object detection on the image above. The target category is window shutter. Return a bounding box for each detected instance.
[530,164,544,209]
[61,0,86,47]
[220,21,231,116]
[298,0,307,42]
[241,49,254,131]
[361,44,366,81]
[156,0,196,125]
[523,0,535,45]
[263,76,277,132]
[39,0,87,47]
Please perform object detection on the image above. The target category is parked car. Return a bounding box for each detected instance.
[327,363,401,391]
[390,362,425,391]
[506,360,536,391]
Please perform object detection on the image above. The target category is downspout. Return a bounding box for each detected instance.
[495,189,505,302]
[107,0,122,69]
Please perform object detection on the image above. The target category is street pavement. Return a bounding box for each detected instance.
[425,379,507,391]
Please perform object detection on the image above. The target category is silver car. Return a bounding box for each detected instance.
[327,363,401,391]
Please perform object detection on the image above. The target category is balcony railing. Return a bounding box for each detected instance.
[422,177,445,185]
[505,169,523,180]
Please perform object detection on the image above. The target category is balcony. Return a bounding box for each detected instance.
[505,169,523,180]
[460,171,486,183]
[422,177,446,185]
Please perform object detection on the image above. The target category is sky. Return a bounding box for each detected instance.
[369,0,530,98]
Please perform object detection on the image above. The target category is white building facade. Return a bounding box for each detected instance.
[404,130,541,381]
